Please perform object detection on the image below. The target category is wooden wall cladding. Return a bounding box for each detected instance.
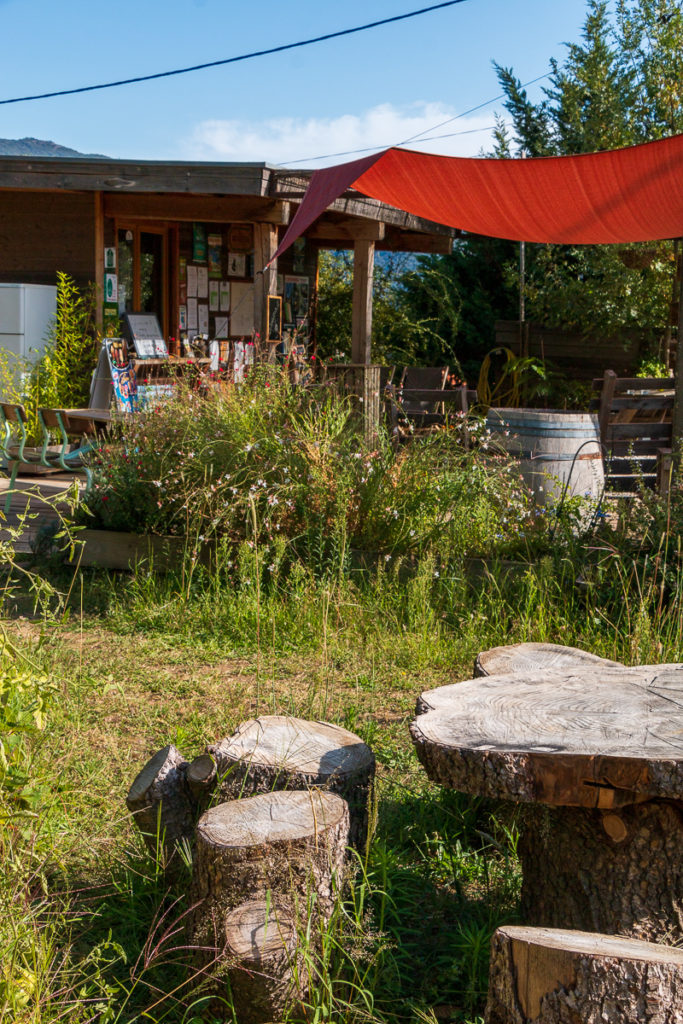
[0,191,96,289]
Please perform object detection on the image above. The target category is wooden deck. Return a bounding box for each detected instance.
[0,472,83,553]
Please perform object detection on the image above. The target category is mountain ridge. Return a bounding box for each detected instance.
[0,137,109,158]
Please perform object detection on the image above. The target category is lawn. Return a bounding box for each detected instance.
[1,379,681,1022]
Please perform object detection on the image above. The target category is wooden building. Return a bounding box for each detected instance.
[0,156,455,361]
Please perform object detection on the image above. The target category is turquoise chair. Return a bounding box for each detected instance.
[0,402,62,515]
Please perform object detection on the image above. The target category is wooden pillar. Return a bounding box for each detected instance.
[351,239,375,365]
[94,191,104,330]
[253,223,279,347]
[672,250,683,463]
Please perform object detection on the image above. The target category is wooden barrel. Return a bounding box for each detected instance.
[485,408,604,505]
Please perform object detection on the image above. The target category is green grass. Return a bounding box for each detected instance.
[1,526,682,1024]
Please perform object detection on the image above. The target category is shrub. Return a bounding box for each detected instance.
[79,374,552,572]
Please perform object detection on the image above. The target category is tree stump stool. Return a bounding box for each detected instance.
[126,744,194,873]
[190,789,350,952]
[221,898,304,1024]
[486,926,683,1024]
[208,716,375,851]
[411,664,683,942]
[473,642,622,678]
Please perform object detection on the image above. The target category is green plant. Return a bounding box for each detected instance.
[23,272,101,437]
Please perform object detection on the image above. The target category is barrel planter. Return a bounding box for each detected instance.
[485,408,604,506]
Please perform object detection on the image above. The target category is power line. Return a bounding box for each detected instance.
[0,0,471,106]
[279,72,548,166]
[281,123,499,167]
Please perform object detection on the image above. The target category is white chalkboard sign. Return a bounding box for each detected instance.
[123,313,168,360]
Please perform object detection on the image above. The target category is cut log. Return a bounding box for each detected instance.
[186,753,217,812]
[221,898,305,1024]
[473,641,622,679]
[411,664,683,805]
[486,925,683,1024]
[208,716,375,851]
[190,789,350,951]
[126,744,194,873]
[519,801,683,942]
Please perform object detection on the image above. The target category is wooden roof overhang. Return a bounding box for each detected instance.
[0,156,456,254]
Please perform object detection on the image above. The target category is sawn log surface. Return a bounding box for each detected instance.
[473,641,622,678]
[411,664,683,807]
[486,925,683,1024]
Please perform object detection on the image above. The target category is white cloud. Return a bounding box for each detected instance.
[185,102,501,167]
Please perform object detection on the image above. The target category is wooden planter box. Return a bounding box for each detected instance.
[71,529,187,571]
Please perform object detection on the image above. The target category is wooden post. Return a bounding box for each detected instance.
[672,250,683,463]
[351,239,375,365]
[253,223,279,351]
[597,368,617,445]
[94,191,104,330]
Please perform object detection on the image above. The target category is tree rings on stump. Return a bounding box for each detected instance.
[486,925,683,1024]
[208,716,375,851]
[186,753,217,812]
[222,898,304,1024]
[126,744,193,874]
[473,642,622,679]
[190,789,350,950]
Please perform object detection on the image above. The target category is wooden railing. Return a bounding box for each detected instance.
[590,370,674,492]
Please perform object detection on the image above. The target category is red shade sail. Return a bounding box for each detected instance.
[274,134,683,259]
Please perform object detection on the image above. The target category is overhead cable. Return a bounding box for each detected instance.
[0,0,471,106]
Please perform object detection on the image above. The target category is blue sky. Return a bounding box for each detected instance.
[0,0,589,165]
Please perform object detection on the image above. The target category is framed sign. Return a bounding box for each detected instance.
[267,295,282,343]
[228,224,253,251]
[123,312,168,360]
[227,253,247,277]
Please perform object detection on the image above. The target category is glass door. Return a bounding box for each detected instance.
[116,225,169,336]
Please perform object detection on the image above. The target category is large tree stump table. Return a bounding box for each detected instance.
[410,664,683,942]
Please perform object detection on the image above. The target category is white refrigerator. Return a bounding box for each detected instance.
[0,283,57,363]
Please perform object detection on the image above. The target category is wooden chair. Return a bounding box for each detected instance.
[37,408,96,490]
[0,402,63,514]
[397,366,449,423]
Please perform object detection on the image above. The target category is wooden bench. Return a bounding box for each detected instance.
[590,369,674,492]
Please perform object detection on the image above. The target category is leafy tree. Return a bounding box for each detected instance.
[492,0,680,357]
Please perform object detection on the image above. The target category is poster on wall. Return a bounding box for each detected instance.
[198,304,209,335]
[227,253,247,277]
[219,281,230,310]
[179,305,187,330]
[230,282,254,335]
[214,316,228,338]
[209,281,220,311]
[187,298,198,331]
[104,247,116,271]
[208,234,223,278]
[197,266,208,299]
[187,265,198,298]
[228,224,252,251]
[104,274,118,303]
[192,222,207,262]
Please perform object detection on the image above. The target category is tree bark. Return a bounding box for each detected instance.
[126,744,194,875]
[486,925,683,1024]
[208,716,375,852]
[519,801,683,942]
[220,898,305,1024]
[190,789,349,953]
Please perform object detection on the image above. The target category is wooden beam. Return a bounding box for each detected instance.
[253,223,278,351]
[306,218,386,243]
[351,239,375,365]
[103,193,290,224]
[379,230,453,254]
[94,191,104,329]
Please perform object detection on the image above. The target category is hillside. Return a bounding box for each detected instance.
[0,137,108,158]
